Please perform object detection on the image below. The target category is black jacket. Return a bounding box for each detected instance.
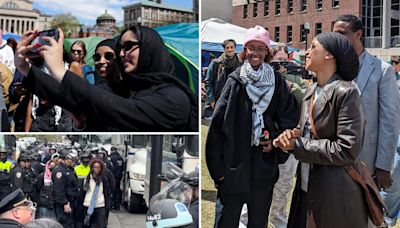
[83,173,113,209]
[109,152,124,180]
[206,68,300,194]
[0,219,24,228]
[52,163,79,205]
[36,172,54,208]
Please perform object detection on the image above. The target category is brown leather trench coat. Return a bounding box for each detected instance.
[288,74,368,228]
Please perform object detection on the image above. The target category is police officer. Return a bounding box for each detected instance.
[109,146,124,210]
[10,153,37,203]
[0,188,36,227]
[74,151,91,228]
[52,151,79,228]
[0,150,13,201]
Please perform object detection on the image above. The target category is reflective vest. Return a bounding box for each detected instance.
[74,164,90,178]
[0,161,12,173]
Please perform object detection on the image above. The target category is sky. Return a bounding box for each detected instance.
[32,0,193,26]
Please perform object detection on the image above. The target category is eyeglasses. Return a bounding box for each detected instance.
[120,41,140,53]
[246,46,268,54]
[93,52,115,62]
[71,49,82,54]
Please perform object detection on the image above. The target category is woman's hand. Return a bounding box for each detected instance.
[273,128,300,151]
[14,30,38,76]
[260,139,273,153]
[37,28,66,83]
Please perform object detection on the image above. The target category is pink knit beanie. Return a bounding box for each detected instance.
[243,25,270,48]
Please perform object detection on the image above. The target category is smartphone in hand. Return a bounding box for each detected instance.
[26,29,59,58]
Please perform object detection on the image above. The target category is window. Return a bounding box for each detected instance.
[264,0,269,16]
[244,4,248,19]
[316,0,323,9]
[300,0,307,11]
[332,0,339,7]
[287,25,293,43]
[300,24,307,42]
[287,0,293,13]
[253,2,258,17]
[2,2,19,8]
[275,0,281,15]
[315,23,322,35]
[275,27,280,42]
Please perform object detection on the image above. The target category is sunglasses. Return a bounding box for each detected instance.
[93,52,115,62]
[71,49,82,54]
[120,41,140,53]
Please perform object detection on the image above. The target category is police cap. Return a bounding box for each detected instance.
[0,188,28,214]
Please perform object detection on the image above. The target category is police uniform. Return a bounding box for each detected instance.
[0,155,13,201]
[52,160,79,228]
[0,188,32,228]
[109,148,124,210]
[10,155,37,203]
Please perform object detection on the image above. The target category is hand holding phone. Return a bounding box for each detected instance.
[26,29,59,58]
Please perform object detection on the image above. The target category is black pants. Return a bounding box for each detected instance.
[83,206,106,228]
[55,204,75,228]
[218,184,274,228]
[287,190,307,228]
[113,178,122,208]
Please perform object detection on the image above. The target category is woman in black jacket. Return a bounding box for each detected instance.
[14,26,198,132]
[205,26,300,228]
[82,159,112,228]
[36,160,56,219]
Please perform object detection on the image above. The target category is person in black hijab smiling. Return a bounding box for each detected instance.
[273,32,368,228]
[14,26,198,132]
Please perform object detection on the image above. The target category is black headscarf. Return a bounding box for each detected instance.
[116,25,198,131]
[95,39,117,51]
[315,32,359,81]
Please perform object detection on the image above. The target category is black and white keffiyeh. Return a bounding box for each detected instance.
[239,60,275,146]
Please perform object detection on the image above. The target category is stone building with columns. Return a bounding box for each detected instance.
[0,0,52,35]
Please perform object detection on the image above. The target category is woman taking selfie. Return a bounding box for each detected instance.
[273,32,368,228]
[14,27,197,131]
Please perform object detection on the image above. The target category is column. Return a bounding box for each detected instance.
[382,0,390,48]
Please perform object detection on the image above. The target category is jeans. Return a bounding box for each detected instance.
[214,197,223,228]
[380,135,400,226]
[37,207,56,219]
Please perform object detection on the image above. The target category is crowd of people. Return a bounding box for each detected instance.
[0,25,198,132]
[0,143,125,228]
[204,14,400,228]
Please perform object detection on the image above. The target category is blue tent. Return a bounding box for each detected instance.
[155,23,198,96]
[3,33,21,41]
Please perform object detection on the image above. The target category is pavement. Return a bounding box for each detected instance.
[108,207,146,228]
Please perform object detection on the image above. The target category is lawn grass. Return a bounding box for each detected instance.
[201,125,217,228]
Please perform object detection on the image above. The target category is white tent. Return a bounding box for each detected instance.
[201,18,278,52]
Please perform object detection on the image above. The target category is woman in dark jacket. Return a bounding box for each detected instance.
[36,160,57,219]
[14,26,198,132]
[205,25,300,228]
[82,159,112,228]
[273,32,368,228]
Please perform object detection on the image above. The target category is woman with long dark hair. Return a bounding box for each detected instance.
[82,159,112,228]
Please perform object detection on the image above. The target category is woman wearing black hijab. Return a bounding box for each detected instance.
[14,27,198,132]
[273,32,368,227]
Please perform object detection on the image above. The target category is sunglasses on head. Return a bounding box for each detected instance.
[392,60,400,65]
[71,49,82,54]
[120,41,140,53]
[93,52,115,62]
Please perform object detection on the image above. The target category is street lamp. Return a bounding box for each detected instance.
[304,22,310,50]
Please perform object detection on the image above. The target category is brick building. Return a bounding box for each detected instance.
[232,0,400,60]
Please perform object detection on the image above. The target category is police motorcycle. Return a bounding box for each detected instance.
[145,162,195,228]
